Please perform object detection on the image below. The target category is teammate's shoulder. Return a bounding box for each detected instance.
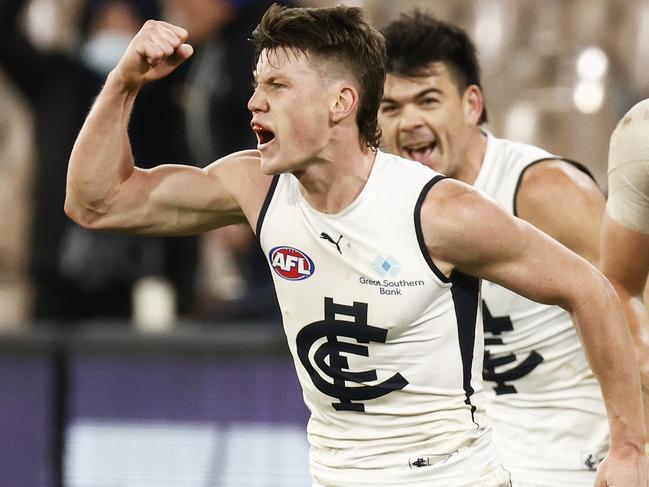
[520,158,600,196]
[623,97,649,121]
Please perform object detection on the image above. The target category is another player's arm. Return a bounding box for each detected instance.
[421,179,647,485]
[65,20,258,235]
[516,159,605,266]
[601,214,649,436]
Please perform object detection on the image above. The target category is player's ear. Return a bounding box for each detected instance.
[331,84,358,123]
[462,85,484,125]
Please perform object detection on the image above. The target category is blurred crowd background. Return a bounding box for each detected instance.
[1,0,648,330]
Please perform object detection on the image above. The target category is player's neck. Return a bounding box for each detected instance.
[295,142,377,214]
[454,130,487,186]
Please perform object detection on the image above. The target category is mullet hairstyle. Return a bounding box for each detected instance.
[251,3,387,148]
[382,10,488,124]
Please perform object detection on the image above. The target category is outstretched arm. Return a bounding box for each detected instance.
[421,179,648,487]
[65,20,264,235]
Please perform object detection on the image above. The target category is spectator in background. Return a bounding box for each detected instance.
[164,0,289,322]
[0,73,32,327]
[0,0,198,323]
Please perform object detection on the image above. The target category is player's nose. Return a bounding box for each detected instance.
[398,105,425,132]
[247,88,268,113]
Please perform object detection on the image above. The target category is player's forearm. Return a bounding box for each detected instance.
[570,275,646,452]
[608,279,649,432]
[65,71,139,227]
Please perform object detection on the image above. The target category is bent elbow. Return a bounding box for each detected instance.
[64,195,104,230]
[585,270,619,309]
[561,267,617,314]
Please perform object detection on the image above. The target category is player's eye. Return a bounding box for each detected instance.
[419,97,438,108]
[380,104,399,115]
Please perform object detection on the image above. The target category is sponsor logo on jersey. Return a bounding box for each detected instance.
[580,443,607,472]
[358,254,424,296]
[372,254,401,278]
[269,246,315,280]
[408,453,452,469]
[320,232,343,254]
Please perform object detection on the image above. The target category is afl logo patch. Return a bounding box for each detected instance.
[269,246,315,280]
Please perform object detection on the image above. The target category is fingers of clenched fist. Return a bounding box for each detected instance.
[114,20,193,89]
[135,20,190,67]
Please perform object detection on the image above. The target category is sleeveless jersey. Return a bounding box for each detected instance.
[257,150,506,486]
[473,132,609,486]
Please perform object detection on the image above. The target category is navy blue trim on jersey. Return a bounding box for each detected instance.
[450,270,481,425]
[255,175,280,239]
[513,157,599,217]
[414,175,451,283]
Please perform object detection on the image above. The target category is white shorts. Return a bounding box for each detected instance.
[486,392,608,487]
[310,428,511,487]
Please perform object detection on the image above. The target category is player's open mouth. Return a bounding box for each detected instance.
[402,141,437,163]
[251,123,276,147]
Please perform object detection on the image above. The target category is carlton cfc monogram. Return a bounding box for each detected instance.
[296,298,409,412]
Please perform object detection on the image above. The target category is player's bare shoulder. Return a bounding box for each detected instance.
[418,177,504,274]
[206,149,261,173]
[516,159,604,218]
[205,149,275,226]
[206,150,265,191]
[518,158,602,207]
[420,177,493,239]
[516,159,605,251]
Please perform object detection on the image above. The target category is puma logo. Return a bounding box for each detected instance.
[320,232,343,254]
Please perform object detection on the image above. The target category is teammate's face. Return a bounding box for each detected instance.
[248,48,333,175]
[379,62,482,176]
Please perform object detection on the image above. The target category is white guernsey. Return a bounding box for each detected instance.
[259,150,506,485]
[475,133,609,485]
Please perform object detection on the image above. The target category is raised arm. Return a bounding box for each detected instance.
[65,20,266,236]
[420,178,648,486]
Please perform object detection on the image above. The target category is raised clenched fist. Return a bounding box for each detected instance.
[112,20,193,90]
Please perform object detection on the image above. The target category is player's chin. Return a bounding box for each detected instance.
[259,155,283,176]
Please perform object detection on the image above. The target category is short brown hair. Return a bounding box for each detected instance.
[251,3,386,148]
[382,10,487,124]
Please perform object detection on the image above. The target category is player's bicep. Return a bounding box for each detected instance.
[422,179,588,308]
[92,159,245,235]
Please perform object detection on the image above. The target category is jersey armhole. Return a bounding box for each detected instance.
[513,157,599,217]
[255,174,280,241]
[414,175,452,284]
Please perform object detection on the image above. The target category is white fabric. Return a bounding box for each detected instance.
[473,133,609,486]
[259,150,503,485]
